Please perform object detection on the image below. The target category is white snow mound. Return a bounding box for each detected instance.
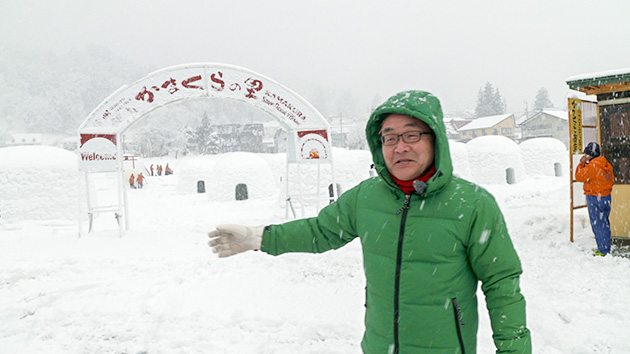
[0,146,79,222]
[466,135,527,184]
[520,138,568,177]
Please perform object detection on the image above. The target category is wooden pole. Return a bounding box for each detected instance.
[569,98,574,242]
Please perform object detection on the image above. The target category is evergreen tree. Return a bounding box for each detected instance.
[192,112,215,155]
[533,87,554,111]
[474,82,506,118]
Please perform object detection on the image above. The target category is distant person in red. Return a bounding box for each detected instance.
[129,173,136,189]
[165,163,173,175]
[136,173,145,189]
[157,164,162,176]
[150,164,154,176]
[575,142,615,256]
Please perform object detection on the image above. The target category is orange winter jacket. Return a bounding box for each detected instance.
[575,156,615,197]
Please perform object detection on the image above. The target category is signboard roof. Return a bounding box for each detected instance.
[566,68,630,95]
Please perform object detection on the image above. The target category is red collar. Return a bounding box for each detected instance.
[389,166,436,194]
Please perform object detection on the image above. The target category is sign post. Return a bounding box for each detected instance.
[567,98,598,242]
[77,133,126,237]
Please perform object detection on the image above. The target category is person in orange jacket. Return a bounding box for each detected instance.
[129,173,136,189]
[165,163,173,175]
[136,173,145,189]
[575,142,615,255]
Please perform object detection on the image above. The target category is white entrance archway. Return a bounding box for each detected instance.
[77,63,335,236]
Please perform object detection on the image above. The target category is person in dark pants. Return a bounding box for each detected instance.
[576,142,615,256]
[136,173,145,189]
[129,173,136,189]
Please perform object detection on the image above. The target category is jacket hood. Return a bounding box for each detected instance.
[590,156,614,173]
[366,90,453,194]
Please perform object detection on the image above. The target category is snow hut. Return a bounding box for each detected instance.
[567,69,630,242]
[448,140,473,180]
[176,152,276,202]
[519,138,568,177]
[466,135,527,184]
[0,146,79,223]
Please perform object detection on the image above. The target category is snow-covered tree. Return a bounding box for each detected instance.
[474,82,506,118]
[533,87,554,111]
[188,112,214,155]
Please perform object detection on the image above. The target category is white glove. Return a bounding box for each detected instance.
[208,224,265,258]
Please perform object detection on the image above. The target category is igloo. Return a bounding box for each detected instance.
[466,136,527,184]
[448,140,473,180]
[176,152,276,201]
[519,138,569,177]
[0,146,79,222]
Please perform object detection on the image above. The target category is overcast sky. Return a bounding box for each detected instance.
[3,0,630,115]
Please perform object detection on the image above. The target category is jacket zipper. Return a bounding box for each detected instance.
[452,298,466,354]
[393,194,411,354]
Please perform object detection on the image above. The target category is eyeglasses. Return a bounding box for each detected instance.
[380,131,433,146]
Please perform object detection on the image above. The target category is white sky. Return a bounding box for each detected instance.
[2,0,630,114]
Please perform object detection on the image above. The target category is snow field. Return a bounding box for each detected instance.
[1,138,629,353]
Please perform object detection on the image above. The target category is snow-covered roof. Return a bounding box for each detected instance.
[541,110,568,120]
[566,68,630,94]
[458,114,513,131]
[444,117,471,123]
[443,117,472,131]
[515,113,529,125]
[8,133,42,145]
[520,109,569,124]
[520,110,568,125]
[566,68,630,82]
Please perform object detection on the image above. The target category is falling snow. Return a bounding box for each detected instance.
[1,140,629,353]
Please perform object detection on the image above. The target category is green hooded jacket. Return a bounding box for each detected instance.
[261,90,531,354]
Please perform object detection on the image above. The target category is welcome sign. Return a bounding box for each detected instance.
[79,134,118,172]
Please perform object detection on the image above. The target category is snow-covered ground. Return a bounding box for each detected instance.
[1,142,629,354]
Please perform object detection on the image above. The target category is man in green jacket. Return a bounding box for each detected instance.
[209,90,531,354]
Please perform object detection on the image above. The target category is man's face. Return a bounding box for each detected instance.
[380,114,435,181]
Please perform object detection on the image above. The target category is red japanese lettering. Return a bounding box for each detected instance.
[161,78,179,94]
[135,86,155,103]
[244,78,263,99]
[182,75,203,90]
[211,72,225,91]
[230,83,241,91]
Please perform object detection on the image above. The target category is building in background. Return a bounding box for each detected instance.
[457,113,516,142]
[444,117,473,140]
[520,110,569,148]
[7,133,42,146]
[567,69,630,245]
[211,123,264,153]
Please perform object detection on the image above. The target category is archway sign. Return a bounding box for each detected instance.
[77,63,336,236]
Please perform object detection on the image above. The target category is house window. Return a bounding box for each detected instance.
[493,129,498,134]
[482,129,487,135]
[502,128,512,134]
